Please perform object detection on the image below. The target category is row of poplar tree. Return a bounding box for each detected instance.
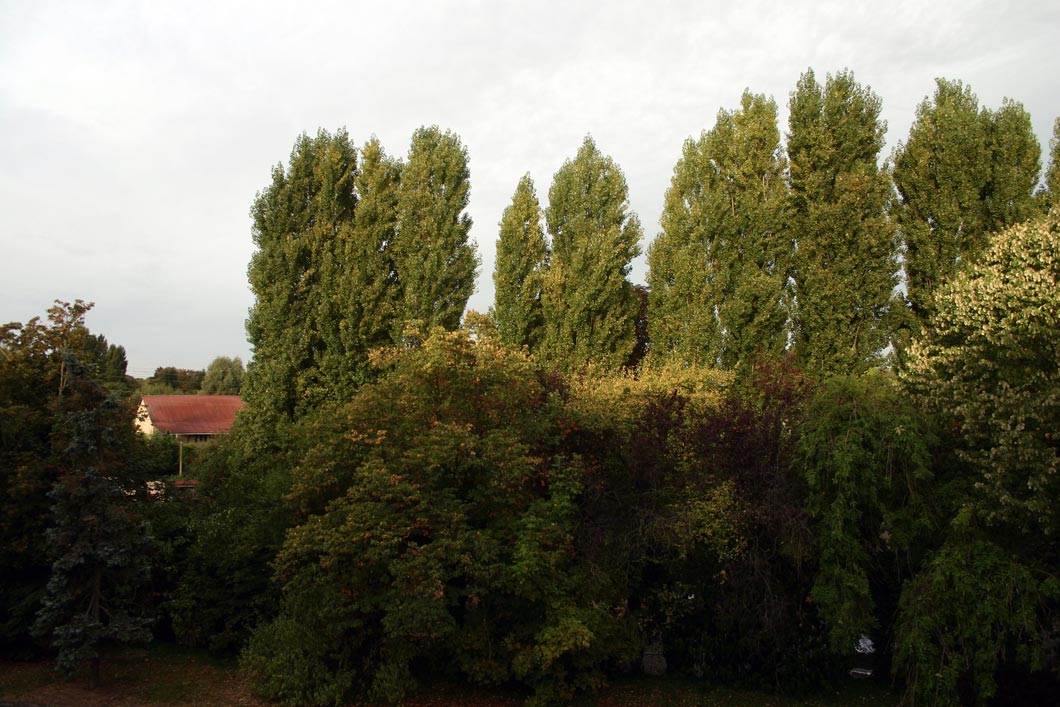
[495,70,1057,376]
[245,69,1059,412]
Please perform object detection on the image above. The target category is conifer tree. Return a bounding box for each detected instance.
[539,137,642,372]
[493,173,547,349]
[648,91,789,368]
[893,80,1041,322]
[244,129,359,421]
[394,126,478,334]
[787,69,898,375]
[25,302,151,686]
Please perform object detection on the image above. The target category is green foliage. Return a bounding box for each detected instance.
[894,528,1057,706]
[667,358,831,692]
[796,373,934,654]
[787,69,898,375]
[199,356,243,395]
[493,173,547,349]
[1,300,148,660]
[243,126,477,425]
[8,302,155,684]
[346,137,403,352]
[1047,117,1060,212]
[244,128,362,422]
[894,80,1042,326]
[394,126,478,333]
[892,79,993,320]
[896,216,1060,703]
[241,329,636,705]
[648,91,789,369]
[984,98,1041,230]
[145,367,205,394]
[80,334,131,396]
[904,216,1060,535]
[539,136,642,372]
[165,430,295,655]
[0,314,63,655]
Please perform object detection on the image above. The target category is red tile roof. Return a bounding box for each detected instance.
[141,395,244,435]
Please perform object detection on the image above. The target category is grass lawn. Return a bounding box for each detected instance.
[0,643,899,707]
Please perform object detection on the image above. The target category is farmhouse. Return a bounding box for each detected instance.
[136,395,243,443]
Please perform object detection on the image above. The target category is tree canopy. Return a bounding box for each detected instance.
[243,126,478,424]
[1,301,152,681]
[893,79,1042,323]
[787,69,898,375]
[897,216,1060,705]
[493,173,547,349]
[539,136,642,372]
[648,90,789,369]
[200,356,244,395]
[394,126,478,334]
[244,128,361,422]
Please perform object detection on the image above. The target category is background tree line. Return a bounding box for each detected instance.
[139,357,244,395]
[3,67,1060,707]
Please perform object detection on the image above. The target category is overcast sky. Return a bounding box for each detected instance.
[2,0,1057,377]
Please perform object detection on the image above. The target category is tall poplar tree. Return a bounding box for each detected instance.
[394,126,478,334]
[244,129,360,422]
[787,69,898,375]
[984,99,1041,230]
[1047,118,1060,211]
[892,79,991,320]
[893,80,1041,322]
[648,90,789,369]
[539,136,642,372]
[336,137,403,362]
[493,173,547,349]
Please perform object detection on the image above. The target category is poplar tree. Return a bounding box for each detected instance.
[787,69,898,375]
[892,79,991,320]
[337,137,403,362]
[493,173,547,349]
[893,80,1041,322]
[648,91,789,369]
[539,136,642,372]
[1048,118,1060,211]
[394,126,478,334]
[244,129,360,421]
[984,99,1041,230]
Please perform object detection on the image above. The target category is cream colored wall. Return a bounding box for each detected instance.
[135,400,157,436]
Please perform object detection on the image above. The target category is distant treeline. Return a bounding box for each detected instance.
[141,358,243,396]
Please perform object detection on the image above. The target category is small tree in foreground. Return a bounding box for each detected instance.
[27,303,152,686]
